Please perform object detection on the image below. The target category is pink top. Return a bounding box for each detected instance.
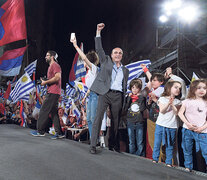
[182,99,207,133]
[47,62,61,95]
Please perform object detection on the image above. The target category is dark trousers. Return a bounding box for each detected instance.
[37,93,62,135]
[90,90,123,149]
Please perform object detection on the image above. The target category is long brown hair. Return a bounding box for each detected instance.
[161,81,181,98]
[187,79,207,100]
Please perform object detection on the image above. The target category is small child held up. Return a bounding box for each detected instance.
[152,81,182,166]
[178,79,207,172]
[124,78,146,156]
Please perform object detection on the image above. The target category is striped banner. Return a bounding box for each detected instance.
[24,60,37,76]
[9,73,35,103]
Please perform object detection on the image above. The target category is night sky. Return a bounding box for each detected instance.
[1,0,164,88]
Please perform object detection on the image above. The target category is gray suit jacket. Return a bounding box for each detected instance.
[90,37,129,101]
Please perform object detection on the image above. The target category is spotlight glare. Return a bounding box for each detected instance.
[163,2,172,11]
[171,0,182,9]
[159,15,168,23]
[178,5,198,23]
[163,0,182,12]
[166,11,172,16]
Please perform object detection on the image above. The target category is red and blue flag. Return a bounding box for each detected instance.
[0,46,27,76]
[0,0,27,46]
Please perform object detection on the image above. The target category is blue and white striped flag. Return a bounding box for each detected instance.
[74,81,88,93]
[19,94,30,102]
[66,83,76,97]
[36,84,47,96]
[125,59,151,86]
[24,60,37,77]
[69,43,86,84]
[65,97,73,110]
[71,101,81,123]
[9,73,35,103]
[75,43,86,81]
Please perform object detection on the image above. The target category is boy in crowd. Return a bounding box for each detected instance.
[124,78,146,156]
[141,64,165,159]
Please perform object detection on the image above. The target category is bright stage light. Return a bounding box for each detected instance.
[171,0,182,9]
[178,5,198,23]
[163,2,172,11]
[163,0,182,11]
[166,11,172,16]
[159,15,168,23]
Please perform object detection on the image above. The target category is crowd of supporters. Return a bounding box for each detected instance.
[0,67,207,173]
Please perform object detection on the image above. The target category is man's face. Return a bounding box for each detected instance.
[111,48,123,63]
[45,53,52,64]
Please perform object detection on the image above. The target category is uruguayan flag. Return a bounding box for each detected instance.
[125,60,151,86]
[75,43,86,81]
[66,83,76,97]
[19,94,30,102]
[24,60,37,76]
[9,73,35,103]
[65,97,73,110]
[71,101,81,123]
[36,84,47,96]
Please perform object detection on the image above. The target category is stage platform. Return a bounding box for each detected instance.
[0,124,206,180]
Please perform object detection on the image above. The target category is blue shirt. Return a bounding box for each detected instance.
[110,63,124,92]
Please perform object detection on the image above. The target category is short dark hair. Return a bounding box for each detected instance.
[129,78,142,90]
[47,50,58,61]
[86,50,99,65]
[150,73,165,83]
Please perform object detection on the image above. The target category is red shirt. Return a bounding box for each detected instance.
[47,62,61,95]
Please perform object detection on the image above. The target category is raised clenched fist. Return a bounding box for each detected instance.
[97,23,105,31]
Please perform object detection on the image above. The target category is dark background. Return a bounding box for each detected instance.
[1,0,163,88]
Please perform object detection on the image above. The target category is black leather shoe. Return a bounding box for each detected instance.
[108,147,120,153]
[90,146,96,154]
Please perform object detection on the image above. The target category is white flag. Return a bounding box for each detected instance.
[191,72,199,82]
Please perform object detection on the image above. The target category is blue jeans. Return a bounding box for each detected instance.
[182,128,207,170]
[127,121,145,156]
[152,124,176,165]
[86,91,98,137]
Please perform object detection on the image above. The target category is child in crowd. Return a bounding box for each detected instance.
[164,67,186,100]
[141,64,165,159]
[152,81,181,166]
[178,79,207,172]
[125,78,146,156]
[70,35,99,138]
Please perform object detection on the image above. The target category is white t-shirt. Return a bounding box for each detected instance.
[151,86,164,97]
[156,96,181,128]
[182,99,207,133]
[85,63,98,89]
